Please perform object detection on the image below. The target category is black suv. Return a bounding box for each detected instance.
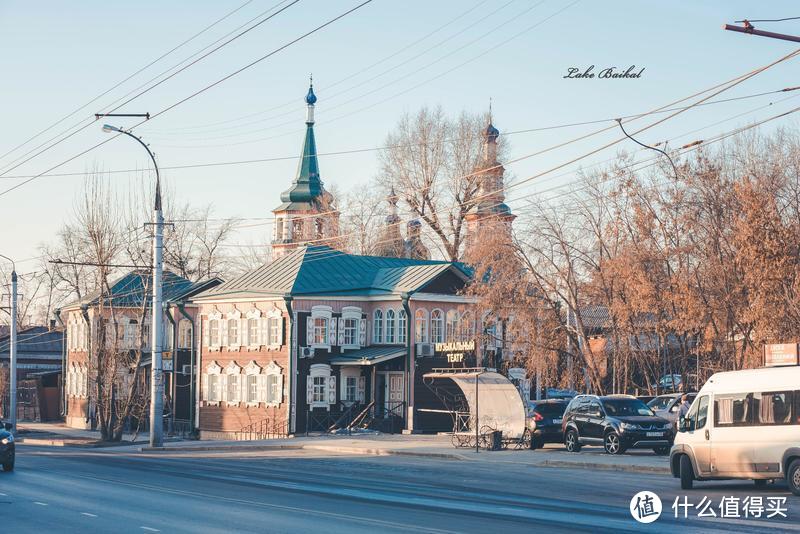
[562,395,674,455]
[0,421,14,471]
[528,399,568,449]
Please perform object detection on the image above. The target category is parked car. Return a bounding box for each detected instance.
[648,393,697,426]
[653,374,683,392]
[637,395,656,405]
[528,399,568,449]
[562,394,674,455]
[0,421,14,472]
[670,365,800,495]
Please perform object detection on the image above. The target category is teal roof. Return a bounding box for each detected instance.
[194,245,471,300]
[329,346,405,366]
[62,271,220,310]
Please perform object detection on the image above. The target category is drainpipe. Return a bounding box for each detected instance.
[175,302,195,435]
[164,302,177,433]
[283,295,294,434]
[80,304,91,426]
[401,292,413,433]
[54,308,66,417]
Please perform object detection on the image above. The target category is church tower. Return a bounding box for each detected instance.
[272,79,339,258]
[464,113,515,255]
[372,187,406,257]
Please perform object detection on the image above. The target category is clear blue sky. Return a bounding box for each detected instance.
[1,0,799,271]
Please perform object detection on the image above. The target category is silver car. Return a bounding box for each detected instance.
[648,393,696,425]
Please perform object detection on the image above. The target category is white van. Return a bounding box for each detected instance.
[670,366,800,495]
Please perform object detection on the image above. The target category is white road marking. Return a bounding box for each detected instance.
[81,512,98,518]
[0,493,6,496]
[140,528,160,532]
[33,501,48,506]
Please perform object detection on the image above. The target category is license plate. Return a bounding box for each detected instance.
[553,418,562,424]
[646,431,663,437]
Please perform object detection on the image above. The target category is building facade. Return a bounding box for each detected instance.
[190,245,488,438]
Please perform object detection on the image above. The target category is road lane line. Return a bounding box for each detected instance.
[140,527,160,532]
[81,512,98,517]
[33,501,48,506]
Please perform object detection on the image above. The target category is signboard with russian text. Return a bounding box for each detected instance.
[764,343,799,367]
[434,340,476,367]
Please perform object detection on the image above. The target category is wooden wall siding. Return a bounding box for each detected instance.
[197,347,290,433]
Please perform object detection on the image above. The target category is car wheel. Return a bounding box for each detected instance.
[2,459,14,472]
[654,446,670,456]
[565,430,581,452]
[787,459,800,497]
[604,432,624,455]
[679,454,694,490]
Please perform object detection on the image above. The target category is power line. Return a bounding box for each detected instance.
[0,0,374,199]
[0,0,299,179]
[0,0,259,167]
[735,17,800,23]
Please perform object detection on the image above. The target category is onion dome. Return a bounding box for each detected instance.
[484,121,499,142]
[305,84,317,105]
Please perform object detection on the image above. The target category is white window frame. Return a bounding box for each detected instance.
[178,319,192,350]
[203,361,222,405]
[459,311,473,342]
[225,361,242,406]
[373,309,383,344]
[339,366,364,404]
[431,309,444,344]
[244,361,262,406]
[446,310,459,342]
[208,311,222,351]
[246,308,262,350]
[310,306,333,350]
[263,361,283,406]
[341,306,362,349]
[398,309,407,345]
[308,363,333,409]
[415,309,428,343]
[386,309,396,344]
[226,310,242,350]
[267,308,283,348]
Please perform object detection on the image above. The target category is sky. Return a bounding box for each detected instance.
[1,0,800,274]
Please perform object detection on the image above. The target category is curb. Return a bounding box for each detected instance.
[539,459,670,475]
[19,437,149,448]
[140,444,303,452]
[301,444,468,461]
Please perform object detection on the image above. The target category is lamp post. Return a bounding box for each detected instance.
[0,254,16,432]
[475,368,486,454]
[102,124,164,447]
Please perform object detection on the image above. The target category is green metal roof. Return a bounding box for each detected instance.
[194,245,471,300]
[329,346,406,366]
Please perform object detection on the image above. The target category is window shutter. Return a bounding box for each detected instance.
[202,373,209,401]
[277,373,284,404]
[257,374,267,403]
[359,318,366,346]
[280,316,286,346]
[220,374,228,402]
[258,318,267,347]
[306,378,314,405]
[337,318,345,346]
[221,321,228,347]
[239,318,245,347]
[306,316,314,346]
[358,376,365,403]
[327,375,337,404]
[328,318,336,346]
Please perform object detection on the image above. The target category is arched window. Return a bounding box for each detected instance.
[446,310,459,342]
[398,310,407,344]
[373,309,383,344]
[431,309,444,344]
[386,309,396,344]
[178,319,193,349]
[209,318,220,347]
[415,309,428,343]
[459,311,474,341]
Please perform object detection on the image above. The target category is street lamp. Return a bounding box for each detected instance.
[102,124,165,448]
[0,254,16,433]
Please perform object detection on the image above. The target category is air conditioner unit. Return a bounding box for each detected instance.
[416,343,434,357]
[181,364,192,376]
[300,346,314,358]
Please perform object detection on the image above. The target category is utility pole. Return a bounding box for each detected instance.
[0,254,16,432]
[100,116,164,447]
[724,21,800,43]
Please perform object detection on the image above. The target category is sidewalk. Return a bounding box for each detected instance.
[16,422,672,474]
[139,433,671,474]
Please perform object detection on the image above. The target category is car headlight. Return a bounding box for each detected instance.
[662,423,672,430]
[1,435,13,445]
[620,422,639,431]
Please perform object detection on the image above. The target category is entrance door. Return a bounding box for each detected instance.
[385,372,404,418]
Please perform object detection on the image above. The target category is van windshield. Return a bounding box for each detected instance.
[603,399,654,417]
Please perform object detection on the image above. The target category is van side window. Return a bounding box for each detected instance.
[695,395,709,429]
[754,391,793,425]
[714,393,752,427]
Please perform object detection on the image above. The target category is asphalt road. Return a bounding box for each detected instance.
[3,444,800,533]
